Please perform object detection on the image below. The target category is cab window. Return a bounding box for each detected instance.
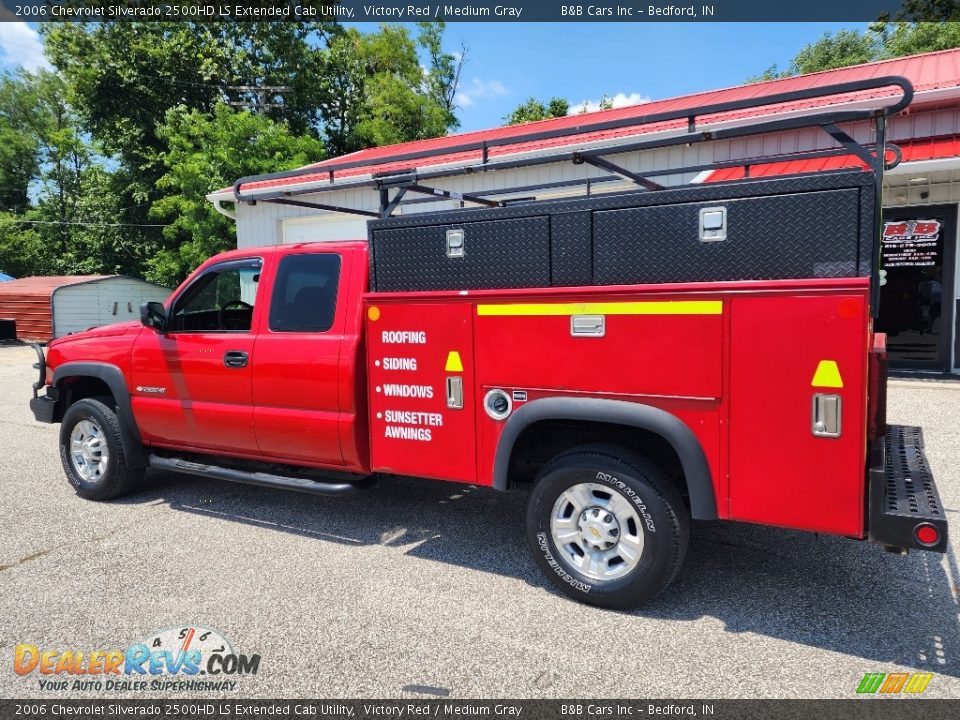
[170,259,261,333]
[269,253,341,333]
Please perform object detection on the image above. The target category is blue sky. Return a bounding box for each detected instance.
[442,22,868,130]
[0,21,868,133]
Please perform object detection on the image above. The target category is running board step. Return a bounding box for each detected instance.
[868,425,947,553]
[148,454,374,496]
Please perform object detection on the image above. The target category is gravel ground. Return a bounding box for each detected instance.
[0,343,958,700]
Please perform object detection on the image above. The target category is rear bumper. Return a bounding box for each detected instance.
[868,425,948,553]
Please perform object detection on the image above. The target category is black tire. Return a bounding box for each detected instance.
[59,398,144,501]
[526,444,690,610]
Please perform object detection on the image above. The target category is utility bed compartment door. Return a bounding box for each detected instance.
[728,292,869,535]
[592,188,862,285]
[366,301,477,483]
[370,216,550,291]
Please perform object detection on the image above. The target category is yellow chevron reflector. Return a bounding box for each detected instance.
[445,351,464,372]
[811,360,843,388]
[476,300,723,316]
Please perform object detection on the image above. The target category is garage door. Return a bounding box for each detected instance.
[282,214,370,244]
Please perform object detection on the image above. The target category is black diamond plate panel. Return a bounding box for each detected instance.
[368,170,876,291]
[372,216,550,291]
[857,184,876,277]
[592,188,861,284]
[550,212,592,287]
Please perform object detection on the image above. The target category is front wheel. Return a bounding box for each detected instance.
[59,398,143,500]
[526,445,690,610]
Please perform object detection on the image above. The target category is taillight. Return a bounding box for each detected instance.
[868,333,888,441]
[915,523,940,547]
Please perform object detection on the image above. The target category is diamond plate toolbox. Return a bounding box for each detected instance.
[368,170,873,292]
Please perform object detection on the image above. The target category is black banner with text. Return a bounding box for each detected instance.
[0,0,956,23]
[0,699,956,720]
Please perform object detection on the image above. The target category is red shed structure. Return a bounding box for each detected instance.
[0,275,170,341]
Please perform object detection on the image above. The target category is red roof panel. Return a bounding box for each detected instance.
[705,134,960,182]
[237,48,960,193]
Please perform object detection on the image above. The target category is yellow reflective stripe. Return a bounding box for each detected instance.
[476,300,723,316]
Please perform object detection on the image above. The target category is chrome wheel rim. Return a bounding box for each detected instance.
[69,420,109,483]
[550,482,644,581]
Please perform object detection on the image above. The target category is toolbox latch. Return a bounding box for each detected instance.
[446,376,464,409]
[445,228,465,258]
[571,315,605,337]
[812,393,842,437]
[699,206,727,242]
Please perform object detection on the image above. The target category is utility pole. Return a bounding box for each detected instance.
[224,86,292,114]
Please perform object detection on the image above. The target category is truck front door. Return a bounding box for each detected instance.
[130,257,263,454]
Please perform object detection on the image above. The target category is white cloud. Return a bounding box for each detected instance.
[569,91,651,114]
[0,22,49,72]
[455,78,509,108]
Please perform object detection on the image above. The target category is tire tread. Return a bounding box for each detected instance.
[60,398,143,501]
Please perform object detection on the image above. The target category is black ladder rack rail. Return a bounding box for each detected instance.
[233,75,913,314]
[232,75,912,212]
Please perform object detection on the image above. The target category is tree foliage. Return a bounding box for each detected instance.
[750,22,960,80]
[319,23,464,155]
[0,69,156,278]
[0,21,465,281]
[148,103,326,286]
[504,96,571,124]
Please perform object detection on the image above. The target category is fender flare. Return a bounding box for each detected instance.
[53,362,146,468]
[492,397,718,520]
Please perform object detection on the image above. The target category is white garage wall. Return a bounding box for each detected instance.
[52,277,171,337]
[282,213,369,244]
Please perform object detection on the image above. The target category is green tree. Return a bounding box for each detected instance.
[504,96,570,124]
[751,23,960,80]
[0,69,154,277]
[417,22,466,129]
[319,23,464,154]
[881,21,960,56]
[0,217,50,277]
[42,21,335,190]
[0,74,38,215]
[791,29,880,74]
[149,103,326,286]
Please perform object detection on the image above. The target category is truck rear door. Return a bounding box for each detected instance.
[365,300,477,483]
[251,249,348,466]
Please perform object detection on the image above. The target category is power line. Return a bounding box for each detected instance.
[0,218,169,228]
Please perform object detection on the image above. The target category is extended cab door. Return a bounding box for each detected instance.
[251,248,351,466]
[130,257,263,454]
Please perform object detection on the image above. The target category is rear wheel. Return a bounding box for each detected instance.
[526,444,689,609]
[59,398,143,500]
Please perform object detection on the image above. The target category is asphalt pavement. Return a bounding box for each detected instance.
[1,344,959,699]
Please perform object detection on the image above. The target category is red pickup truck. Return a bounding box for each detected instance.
[28,79,947,610]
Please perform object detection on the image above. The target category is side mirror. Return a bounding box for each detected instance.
[140,301,167,333]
